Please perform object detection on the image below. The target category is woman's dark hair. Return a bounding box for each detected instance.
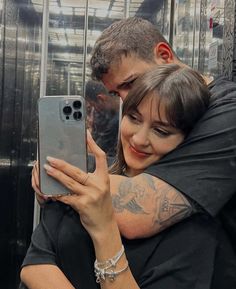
[109,64,211,174]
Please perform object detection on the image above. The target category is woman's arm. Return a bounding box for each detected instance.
[91,219,139,289]
[43,132,141,289]
[20,201,75,289]
[20,264,75,289]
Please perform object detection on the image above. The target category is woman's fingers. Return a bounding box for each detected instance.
[32,164,40,194]
[32,162,50,204]
[86,130,108,176]
[42,132,109,200]
[44,163,87,195]
[33,169,39,189]
[56,194,77,207]
[46,157,90,185]
[45,131,108,184]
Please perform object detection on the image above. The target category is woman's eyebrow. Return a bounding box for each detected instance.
[128,107,141,115]
[152,120,171,127]
[128,107,171,127]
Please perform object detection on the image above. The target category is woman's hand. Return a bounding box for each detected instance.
[44,131,115,238]
[32,161,50,205]
[42,133,139,289]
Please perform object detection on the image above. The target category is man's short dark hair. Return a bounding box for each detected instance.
[90,17,174,81]
[85,80,108,102]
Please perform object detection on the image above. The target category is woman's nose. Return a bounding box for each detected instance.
[132,127,150,147]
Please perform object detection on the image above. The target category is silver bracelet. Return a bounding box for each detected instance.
[94,245,124,270]
[95,261,129,283]
[94,245,128,283]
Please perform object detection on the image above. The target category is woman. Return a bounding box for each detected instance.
[21,64,225,289]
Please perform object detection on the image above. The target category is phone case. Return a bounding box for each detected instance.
[38,95,87,196]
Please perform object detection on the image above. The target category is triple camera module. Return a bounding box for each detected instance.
[61,99,83,122]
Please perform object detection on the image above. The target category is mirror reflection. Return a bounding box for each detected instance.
[1,0,235,288]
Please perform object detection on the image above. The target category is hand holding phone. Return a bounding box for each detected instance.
[38,95,87,196]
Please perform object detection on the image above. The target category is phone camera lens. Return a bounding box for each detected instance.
[73,111,82,120]
[63,106,72,115]
[73,100,81,109]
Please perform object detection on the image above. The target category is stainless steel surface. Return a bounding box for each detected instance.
[33,0,50,231]
[0,1,42,288]
[1,0,236,288]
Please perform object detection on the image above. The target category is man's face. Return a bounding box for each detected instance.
[101,54,161,100]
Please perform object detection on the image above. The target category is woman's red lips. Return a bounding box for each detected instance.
[129,145,150,157]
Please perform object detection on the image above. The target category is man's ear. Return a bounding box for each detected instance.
[154,42,174,64]
[97,93,107,102]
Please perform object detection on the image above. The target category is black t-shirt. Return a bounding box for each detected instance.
[145,77,236,217]
[22,201,236,289]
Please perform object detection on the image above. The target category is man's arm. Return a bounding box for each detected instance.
[33,163,193,239]
[110,173,193,239]
[20,265,75,289]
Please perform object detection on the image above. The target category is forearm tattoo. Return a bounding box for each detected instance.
[112,174,193,232]
[112,178,148,214]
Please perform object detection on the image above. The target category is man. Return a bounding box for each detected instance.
[90,17,236,242]
[85,80,119,157]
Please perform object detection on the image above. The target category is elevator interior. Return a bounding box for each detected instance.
[0,0,235,288]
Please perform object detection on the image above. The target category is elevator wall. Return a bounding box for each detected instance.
[0,0,235,288]
[0,1,42,288]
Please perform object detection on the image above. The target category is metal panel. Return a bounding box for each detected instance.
[222,0,235,79]
[0,0,42,288]
[198,0,207,72]
[0,0,19,285]
[198,0,229,77]
[173,0,197,67]
[1,0,236,288]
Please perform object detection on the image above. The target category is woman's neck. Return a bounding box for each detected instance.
[125,167,144,177]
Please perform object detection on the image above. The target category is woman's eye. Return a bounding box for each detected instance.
[127,113,139,122]
[154,128,171,137]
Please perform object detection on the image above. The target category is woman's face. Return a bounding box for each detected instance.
[120,94,185,176]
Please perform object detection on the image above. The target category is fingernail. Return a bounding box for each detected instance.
[44,164,53,172]
[46,156,56,163]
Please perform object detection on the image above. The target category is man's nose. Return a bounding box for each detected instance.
[119,90,129,101]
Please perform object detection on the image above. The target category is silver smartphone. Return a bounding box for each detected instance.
[38,95,87,196]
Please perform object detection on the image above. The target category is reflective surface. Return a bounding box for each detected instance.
[173,0,197,67]
[0,0,235,288]
[46,0,86,95]
[173,0,233,78]
[0,1,42,288]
